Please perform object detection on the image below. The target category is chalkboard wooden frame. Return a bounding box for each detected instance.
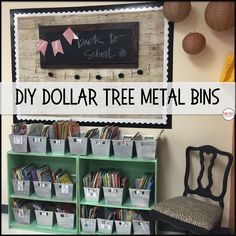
[39,22,139,68]
[10,1,173,129]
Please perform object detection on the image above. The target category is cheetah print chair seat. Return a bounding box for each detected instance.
[154,196,222,231]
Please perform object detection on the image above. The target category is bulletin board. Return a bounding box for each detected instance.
[10,2,173,128]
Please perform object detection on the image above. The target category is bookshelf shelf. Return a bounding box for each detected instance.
[10,220,78,234]
[80,230,119,235]
[9,193,77,204]
[80,198,155,210]
[79,154,158,163]
[7,150,79,159]
[7,151,158,234]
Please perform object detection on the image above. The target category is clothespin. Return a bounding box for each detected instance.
[88,72,90,81]
[129,70,133,78]
[147,64,150,74]
[111,72,115,80]
[34,65,37,74]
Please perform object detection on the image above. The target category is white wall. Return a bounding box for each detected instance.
[1,1,234,227]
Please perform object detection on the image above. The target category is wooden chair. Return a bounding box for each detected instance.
[150,145,233,234]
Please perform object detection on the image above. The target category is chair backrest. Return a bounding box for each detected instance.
[183,145,233,209]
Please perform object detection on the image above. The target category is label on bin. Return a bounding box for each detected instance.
[96,140,105,145]
[41,211,48,216]
[61,184,69,194]
[85,220,94,227]
[54,140,61,144]
[119,140,128,146]
[33,137,41,142]
[17,209,25,217]
[39,182,46,187]
[13,136,23,145]
[75,138,82,143]
[87,190,97,197]
[101,223,111,230]
[108,188,118,193]
[136,189,143,195]
[17,181,24,191]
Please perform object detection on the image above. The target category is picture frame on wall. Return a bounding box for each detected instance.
[10,1,173,128]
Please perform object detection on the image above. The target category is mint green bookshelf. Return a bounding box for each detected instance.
[7,151,158,234]
[10,220,78,234]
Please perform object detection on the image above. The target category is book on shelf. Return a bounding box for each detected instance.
[85,128,98,138]
[31,169,38,181]
[55,203,75,213]
[21,164,36,181]
[52,168,62,183]
[12,167,20,180]
[12,199,31,209]
[11,122,27,135]
[57,170,73,184]
[12,163,36,181]
[40,170,53,182]
[36,165,51,181]
[28,123,44,136]
[136,173,154,190]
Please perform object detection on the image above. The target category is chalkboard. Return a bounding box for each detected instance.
[39,22,139,68]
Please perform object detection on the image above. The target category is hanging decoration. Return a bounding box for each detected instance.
[36,39,48,56]
[51,40,64,56]
[182,32,206,55]
[36,27,78,56]
[63,27,78,45]
[205,2,235,31]
[163,2,191,23]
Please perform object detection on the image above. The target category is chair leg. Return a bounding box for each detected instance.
[150,217,156,235]
[210,224,221,234]
[150,211,158,234]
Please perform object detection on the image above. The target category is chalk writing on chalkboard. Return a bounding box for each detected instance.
[39,22,139,68]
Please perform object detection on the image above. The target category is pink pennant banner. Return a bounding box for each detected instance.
[36,39,48,56]
[51,40,64,56]
[63,27,78,45]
